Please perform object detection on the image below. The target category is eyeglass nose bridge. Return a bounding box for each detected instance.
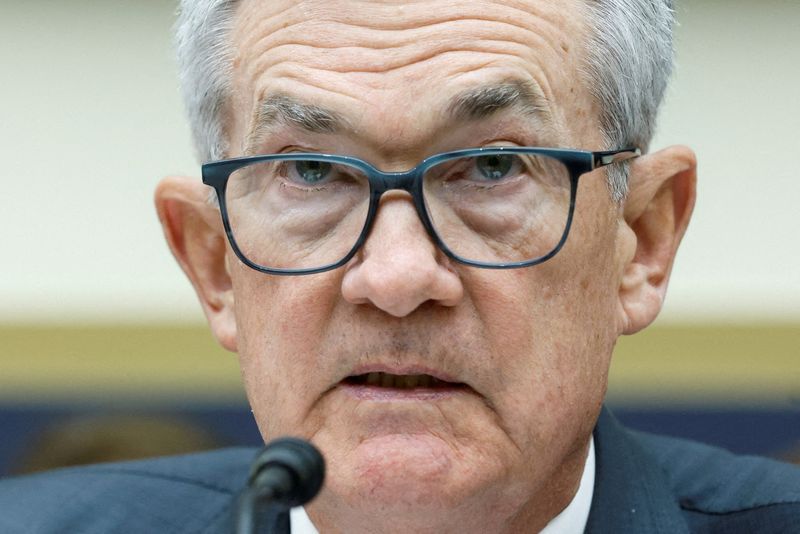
[368,167,419,195]
[357,166,444,256]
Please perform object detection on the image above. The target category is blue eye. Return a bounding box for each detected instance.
[292,160,332,183]
[475,154,514,180]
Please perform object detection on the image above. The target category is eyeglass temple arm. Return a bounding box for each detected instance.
[592,148,642,169]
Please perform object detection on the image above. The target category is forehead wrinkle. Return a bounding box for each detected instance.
[233,1,581,79]
[242,26,566,78]
[264,69,382,105]
[242,17,544,54]
[237,0,569,35]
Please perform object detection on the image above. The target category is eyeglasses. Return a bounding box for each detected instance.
[202,146,640,275]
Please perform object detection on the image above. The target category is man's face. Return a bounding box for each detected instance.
[221,0,628,529]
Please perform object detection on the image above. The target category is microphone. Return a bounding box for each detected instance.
[236,437,325,534]
[248,437,326,506]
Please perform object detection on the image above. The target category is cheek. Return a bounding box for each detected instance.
[467,212,619,442]
[231,265,344,438]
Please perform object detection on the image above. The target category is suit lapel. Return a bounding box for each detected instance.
[584,408,689,534]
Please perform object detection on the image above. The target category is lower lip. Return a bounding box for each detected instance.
[338,382,470,401]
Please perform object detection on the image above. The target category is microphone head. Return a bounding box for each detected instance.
[248,437,325,507]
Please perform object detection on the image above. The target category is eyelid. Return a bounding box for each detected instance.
[277,145,319,155]
[476,134,544,150]
[480,140,520,148]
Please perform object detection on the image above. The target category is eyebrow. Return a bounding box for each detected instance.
[253,93,344,136]
[445,79,552,124]
[243,94,343,153]
[245,79,552,153]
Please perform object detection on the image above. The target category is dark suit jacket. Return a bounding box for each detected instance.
[1,408,798,533]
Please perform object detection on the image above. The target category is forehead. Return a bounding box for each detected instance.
[228,0,595,153]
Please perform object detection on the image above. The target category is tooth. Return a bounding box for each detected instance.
[419,375,432,388]
[404,375,419,388]
[380,373,394,388]
[366,373,380,386]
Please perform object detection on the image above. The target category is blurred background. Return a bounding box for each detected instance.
[1,0,798,475]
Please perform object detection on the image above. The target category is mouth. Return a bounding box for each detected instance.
[345,372,466,389]
[339,371,470,400]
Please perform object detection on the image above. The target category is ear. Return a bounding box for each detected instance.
[617,145,697,334]
[155,176,238,351]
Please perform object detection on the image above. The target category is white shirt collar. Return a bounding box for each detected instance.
[290,437,595,534]
[290,504,319,534]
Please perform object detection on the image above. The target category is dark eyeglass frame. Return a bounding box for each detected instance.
[202,146,641,276]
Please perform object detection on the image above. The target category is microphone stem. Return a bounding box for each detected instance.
[236,468,294,534]
[235,488,259,534]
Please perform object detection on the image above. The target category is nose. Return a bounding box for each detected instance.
[341,193,464,317]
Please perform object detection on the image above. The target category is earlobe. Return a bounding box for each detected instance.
[618,145,697,334]
[154,177,238,351]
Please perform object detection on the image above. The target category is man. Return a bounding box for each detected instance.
[1,0,799,532]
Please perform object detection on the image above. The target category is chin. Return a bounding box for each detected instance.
[331,433,473,509]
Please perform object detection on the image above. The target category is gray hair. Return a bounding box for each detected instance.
[175,0,675,200]
[582,0,675,200]
[174,0,237,162]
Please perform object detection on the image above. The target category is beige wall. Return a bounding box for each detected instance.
[653,0,800,322]
[1,0,799,323]
[1,322,797,406]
